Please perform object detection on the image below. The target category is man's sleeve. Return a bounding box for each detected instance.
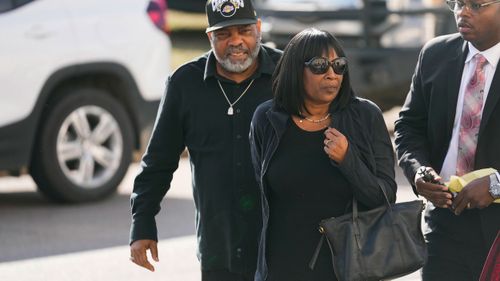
[394,47,433,194]
[130,76,186,244]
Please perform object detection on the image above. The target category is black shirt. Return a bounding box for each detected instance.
[266,121,352,281]
[130,45,282,274]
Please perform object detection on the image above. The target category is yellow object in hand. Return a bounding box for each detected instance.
[446,168,500,203]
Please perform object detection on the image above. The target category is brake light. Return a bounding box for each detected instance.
[147,0,170,34]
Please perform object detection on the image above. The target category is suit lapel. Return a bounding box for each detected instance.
[479,61,500,135]
[445,41,468,135]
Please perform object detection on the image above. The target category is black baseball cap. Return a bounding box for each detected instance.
[205,0,257,33]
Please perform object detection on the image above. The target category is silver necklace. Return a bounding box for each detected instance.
[217,79,255,115]
[299,112,331,123]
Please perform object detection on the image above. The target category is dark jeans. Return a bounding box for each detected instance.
[202,269,254,281]
[422,231,488,281]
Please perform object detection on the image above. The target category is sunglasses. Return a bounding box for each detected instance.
[304,57,348,75]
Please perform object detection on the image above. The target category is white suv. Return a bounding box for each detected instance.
[0,0,171,202]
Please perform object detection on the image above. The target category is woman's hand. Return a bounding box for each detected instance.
[324,127,349,163]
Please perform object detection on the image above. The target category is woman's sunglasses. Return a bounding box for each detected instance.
[304,57,348,75]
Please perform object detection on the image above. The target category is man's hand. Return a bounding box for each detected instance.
[415,166,453,208]
[452,175,494,215]
[130,239,159,272]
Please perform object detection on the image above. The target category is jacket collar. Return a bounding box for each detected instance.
[445,37,469,135]
[265,103,290,137]
[444,37,500,138]
[479,46,500,136]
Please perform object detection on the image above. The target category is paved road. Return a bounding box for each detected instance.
[0,152,422,281]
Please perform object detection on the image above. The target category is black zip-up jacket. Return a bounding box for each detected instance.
[249,98,397,281]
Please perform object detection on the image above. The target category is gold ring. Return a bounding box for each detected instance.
[467,203,471,209]
[326,140,333,146]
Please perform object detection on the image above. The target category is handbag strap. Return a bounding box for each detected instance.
[308,235,324,270]
[352,199,362,250]
[352,182,393,220]
[309,184,393,270]
[351,183,394,250]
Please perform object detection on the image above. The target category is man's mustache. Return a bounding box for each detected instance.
[225,45,249,56]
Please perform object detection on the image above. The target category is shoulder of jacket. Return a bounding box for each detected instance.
[352,97,383,116]
[254,99,273,118]
[422,33,463,54]
[251,100,274,134]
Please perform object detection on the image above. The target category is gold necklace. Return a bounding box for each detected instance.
[299,112,331,123]
[217,79,255,115]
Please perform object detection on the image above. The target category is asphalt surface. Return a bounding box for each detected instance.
[0,162,422,281]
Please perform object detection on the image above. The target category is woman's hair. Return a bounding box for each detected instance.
[272,28,354,115]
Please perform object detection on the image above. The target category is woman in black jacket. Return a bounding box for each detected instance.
[249,28,397,281]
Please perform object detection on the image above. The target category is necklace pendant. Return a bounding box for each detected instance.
[227,106,234,115]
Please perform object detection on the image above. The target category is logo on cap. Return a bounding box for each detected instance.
[211,0,245,18]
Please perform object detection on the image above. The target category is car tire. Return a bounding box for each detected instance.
[30,88,134,203]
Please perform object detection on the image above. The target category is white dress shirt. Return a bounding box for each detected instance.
[440,42,500,182]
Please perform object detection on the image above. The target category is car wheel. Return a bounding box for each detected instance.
[30,88,134,203]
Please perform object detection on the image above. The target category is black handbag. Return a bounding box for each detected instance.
[309,191,427,281]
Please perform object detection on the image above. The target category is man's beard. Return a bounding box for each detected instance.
[212,40,261,73]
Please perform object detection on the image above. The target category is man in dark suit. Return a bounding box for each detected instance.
[394,1,500,280]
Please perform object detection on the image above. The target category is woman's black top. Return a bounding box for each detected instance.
[250,98,397,281]
[265,120,353,281]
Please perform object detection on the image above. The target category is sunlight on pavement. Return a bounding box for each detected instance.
[0,235,200,281]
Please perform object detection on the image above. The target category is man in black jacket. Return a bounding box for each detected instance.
[394,1,500,280]
[128,1,282,280]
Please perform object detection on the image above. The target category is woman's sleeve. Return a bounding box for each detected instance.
[336,105,397,208]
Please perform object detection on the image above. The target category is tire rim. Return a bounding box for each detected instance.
[56,105,123,188]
